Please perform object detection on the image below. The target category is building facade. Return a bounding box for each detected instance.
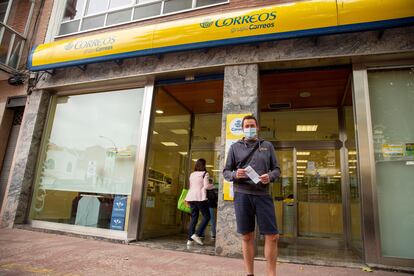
[1,0,413,270]
[0,0,52,225]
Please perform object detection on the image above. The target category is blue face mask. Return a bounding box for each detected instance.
[243,127,257,139]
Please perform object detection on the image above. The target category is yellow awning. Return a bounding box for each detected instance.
[28,0,414,71]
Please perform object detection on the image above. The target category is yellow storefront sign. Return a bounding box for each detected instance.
[29,0,414,71]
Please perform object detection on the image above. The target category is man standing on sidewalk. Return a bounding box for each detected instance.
[223,115,281,276]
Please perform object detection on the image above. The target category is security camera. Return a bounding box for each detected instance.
[8,74,25,86]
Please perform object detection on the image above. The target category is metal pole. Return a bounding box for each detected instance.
[293,147,298,239]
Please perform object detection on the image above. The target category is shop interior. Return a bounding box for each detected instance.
[258,67,362,265]
[139,79,223,253]
[137,66,363,265]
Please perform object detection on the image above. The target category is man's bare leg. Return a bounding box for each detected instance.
[264,234,279,276]
[242,232,255,275]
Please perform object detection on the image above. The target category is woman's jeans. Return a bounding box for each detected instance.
[188,201,210,240]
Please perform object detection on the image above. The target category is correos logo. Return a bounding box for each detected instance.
[64,36,116,51]
[230,118,243,136]
[64,42,75,51]
[216,12,276,27]
[200,11,277,29]
[200,19,214,28]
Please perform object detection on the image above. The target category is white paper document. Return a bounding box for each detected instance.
[245,165,261,184]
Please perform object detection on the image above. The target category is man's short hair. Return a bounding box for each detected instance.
[242,115,258,129]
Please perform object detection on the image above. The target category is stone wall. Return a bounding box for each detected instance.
[215,64,259,257]
[0,90,50,227]
[0,82,28,208]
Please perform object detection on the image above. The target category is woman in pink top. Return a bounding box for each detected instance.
[185,158,214,246]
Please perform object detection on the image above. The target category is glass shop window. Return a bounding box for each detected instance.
[29,88,145,232]
[368,68,414,259]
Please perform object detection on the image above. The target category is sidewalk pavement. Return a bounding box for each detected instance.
[0,228,410,276]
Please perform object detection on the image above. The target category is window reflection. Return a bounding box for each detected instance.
[59,0,228,35]
[63,0,86,21]
[86,0,109,15]
[0,0,10,22]
[368,68,414,259]
[30,88,144,231]
[109,0,134,9]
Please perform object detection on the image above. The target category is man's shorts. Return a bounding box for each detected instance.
[234,192,279,235]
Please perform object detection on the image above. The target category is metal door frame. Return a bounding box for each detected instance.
[271,147,297,240]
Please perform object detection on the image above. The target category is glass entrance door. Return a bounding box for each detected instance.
[140,88,191,239]
[273,148,343,240]
[297,149,343,239]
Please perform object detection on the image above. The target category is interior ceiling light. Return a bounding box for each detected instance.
[156,110,164,114]
[185,74,195,81]
[333,175,341,178]
[297,160,308,163]
[297,175,304,178]
[296,125,318,132]
[206,165,213,168]
[296,151,310,156]
[170,129,188,135]
[348,151,357,155]
[205,98,215,104]
[192,159,198,162]
[349,166,356,169]
[161,142,178,146]
[297,171,305,174]
[153,131,159,135]
[300,92,311,98]
[178,152,188,155]
[297,166,306,169]
[349,160,357,163]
